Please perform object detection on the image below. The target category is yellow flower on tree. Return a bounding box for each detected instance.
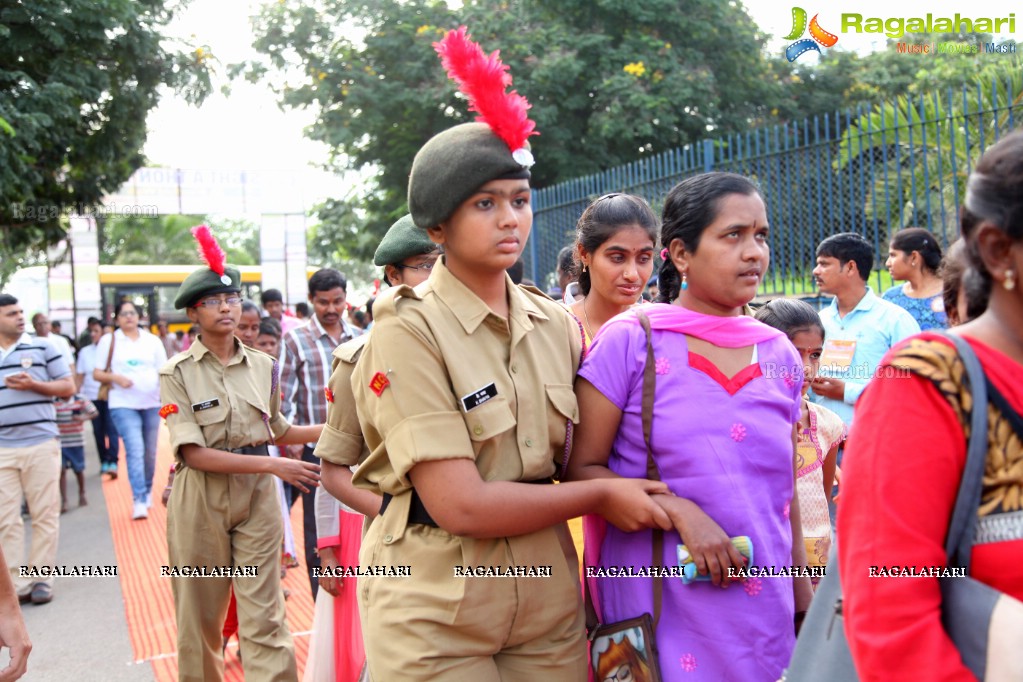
[623,61,646,78]
[416,25,432,35]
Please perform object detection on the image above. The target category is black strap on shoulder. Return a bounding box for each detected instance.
[939,333,988,571]
[634,309,664,629]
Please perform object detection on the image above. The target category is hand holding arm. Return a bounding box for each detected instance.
[180,444,320,493]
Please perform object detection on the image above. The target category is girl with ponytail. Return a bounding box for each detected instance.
[567,192,658,346]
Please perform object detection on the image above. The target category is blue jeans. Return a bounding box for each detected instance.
[110,408,160,503]
[92,399,119,466]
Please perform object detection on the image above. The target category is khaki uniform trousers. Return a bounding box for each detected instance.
[167,467,296,682]
[0,439,60,594]
[358,493,587,682]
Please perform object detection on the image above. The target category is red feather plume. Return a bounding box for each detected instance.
[191,224,226,276]
[434,27,536,153]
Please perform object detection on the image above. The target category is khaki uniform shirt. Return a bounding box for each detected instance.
[350,261,587,678]
[159,337,291,463]
[351,259,582,516]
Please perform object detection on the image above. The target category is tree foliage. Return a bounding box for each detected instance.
[0,0,211,286]
[243,0,782,259]
[100,215,259,266]
[774,33,1019,127]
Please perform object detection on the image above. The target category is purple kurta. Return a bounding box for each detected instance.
[579,310,803,681]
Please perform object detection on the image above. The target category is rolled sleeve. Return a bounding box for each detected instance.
[316,424,364,467]
[315,358,366,466]
[268,412,291,441]
[159,367,206,463]
[385,412,474,486]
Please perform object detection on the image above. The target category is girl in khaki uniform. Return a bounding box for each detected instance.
[349,29,671,681]
[160,226,323,682]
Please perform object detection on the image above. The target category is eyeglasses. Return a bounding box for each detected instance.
[395,261,436,272]
[194,296,243,309]
[602,664,635,682]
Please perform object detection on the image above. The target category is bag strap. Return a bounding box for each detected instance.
[583,309,664,635]
[634,309,664,629]
[938,333,988,571]
[103,332,116,372]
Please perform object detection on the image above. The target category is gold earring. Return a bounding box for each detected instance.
[1005,269,1016,291]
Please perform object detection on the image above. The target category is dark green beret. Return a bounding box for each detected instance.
[174,266,242,309]
[408,122,531,229]
[373,214,438,266]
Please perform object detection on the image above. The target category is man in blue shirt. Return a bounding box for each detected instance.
[811,233,920,428]
[0,294,75,606]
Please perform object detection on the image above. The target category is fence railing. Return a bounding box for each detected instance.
[529,73,1023,297]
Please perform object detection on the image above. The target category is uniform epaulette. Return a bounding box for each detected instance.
[243,345,277,366]
[159,352,189,376]
[332,333,370,364]
[372,284,421,321]
[517,283,553,301]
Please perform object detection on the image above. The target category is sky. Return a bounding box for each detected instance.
[140,0,1020,208]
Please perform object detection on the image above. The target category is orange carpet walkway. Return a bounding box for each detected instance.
[102,425,315,681]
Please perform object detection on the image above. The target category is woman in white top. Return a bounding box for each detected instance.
[76,319,120,476]
[94,301,167,520]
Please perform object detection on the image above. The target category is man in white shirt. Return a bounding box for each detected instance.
[31,313,74,375]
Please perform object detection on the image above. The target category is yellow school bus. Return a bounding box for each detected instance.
[98,265,313,333]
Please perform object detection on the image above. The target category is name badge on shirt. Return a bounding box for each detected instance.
[461,383,498,412]
[819,339,856,372]
[191,398,221,412]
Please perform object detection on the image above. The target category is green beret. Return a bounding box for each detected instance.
[373,214,438,266]
[408,122,531,229]
[174,266,242,309]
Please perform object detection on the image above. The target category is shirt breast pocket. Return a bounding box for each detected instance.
[461,396,516,455]
[545,383,578,458]
[192,402,228,446]
[242,396,274,445]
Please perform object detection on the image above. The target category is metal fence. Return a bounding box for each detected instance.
[528,74,1023,297]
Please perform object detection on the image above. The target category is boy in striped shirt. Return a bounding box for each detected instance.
[55,394,98,512]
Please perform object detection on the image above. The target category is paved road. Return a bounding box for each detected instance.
[2,427,152,682]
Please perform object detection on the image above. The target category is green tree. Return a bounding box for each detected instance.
[0,0,212,286]
[774,33,1019,126]
[100,215,260,266]
[835,58,1022,245]
[242,0,784,258]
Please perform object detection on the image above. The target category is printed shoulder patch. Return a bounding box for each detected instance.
[324,387,335,403]
[159,404,179,420]
[369,372,390,397]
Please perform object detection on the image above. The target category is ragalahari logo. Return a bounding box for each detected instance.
[785,7,838,61]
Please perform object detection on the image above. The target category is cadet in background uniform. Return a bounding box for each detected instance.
[349,30,671,681]
[306,214,439,682]
[160,226,323,682]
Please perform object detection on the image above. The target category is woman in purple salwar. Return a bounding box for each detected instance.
[567,173,813,681]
